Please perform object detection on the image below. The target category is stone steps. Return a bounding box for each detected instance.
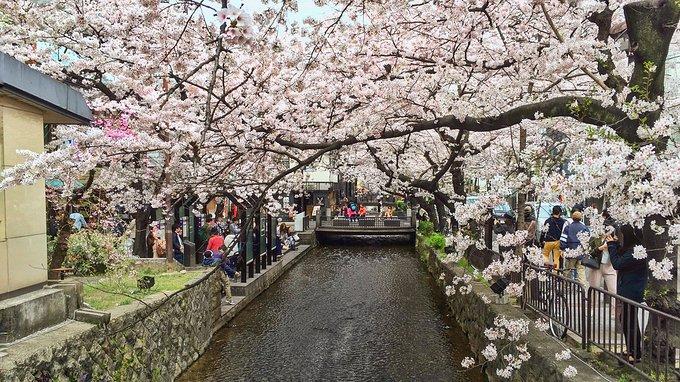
[0,289,67,344]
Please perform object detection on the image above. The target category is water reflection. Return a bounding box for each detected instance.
[178,242,482,382]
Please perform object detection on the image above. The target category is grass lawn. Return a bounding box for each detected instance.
[82,270,206,311]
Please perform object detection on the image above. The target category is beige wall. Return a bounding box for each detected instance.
[0,96,47,295]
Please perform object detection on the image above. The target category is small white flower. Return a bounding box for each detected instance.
[217,5,241,24]
[496,366,513,378]
[555,349,571,361]
[534,318,550,332]
[649,258,674,281]
[632,245,647,260]
[461,357,475,369]
[563,365,578,378]
[482,343,498,361]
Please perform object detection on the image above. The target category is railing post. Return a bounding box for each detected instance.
[246,209,254,278]
[254,210,261,274]
[584,287,590,350]
[264,214,271,268]
[272,216,279,262]
[238,209,247,283]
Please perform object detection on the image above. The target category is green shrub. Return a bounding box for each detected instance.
[64,230,129,276]
[395,199,407,212]
[426,233,446,251]
[418,221,434,236]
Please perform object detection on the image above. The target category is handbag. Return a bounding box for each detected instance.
[581,248,602,269]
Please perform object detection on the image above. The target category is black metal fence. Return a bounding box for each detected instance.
[588,287,679,382]
[523,263,588,348]
[519,264,680,381]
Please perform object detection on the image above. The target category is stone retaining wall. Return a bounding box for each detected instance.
[0,269,224,382]
[416,237,608,382]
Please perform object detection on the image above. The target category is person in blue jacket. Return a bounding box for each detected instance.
[607,224,648,363]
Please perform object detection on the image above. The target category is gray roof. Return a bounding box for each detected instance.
[0,51,92,124]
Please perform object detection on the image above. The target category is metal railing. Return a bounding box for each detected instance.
[523,264,588,348]
[588,287,680,382]
[519,263,680,381]
[319,215,412,228]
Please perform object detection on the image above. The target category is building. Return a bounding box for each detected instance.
[0,52,91,298]
[301,154,355,216]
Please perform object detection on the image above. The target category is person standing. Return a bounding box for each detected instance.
[228,219,241,236]
[607,225,648,364]
[172,224,184,263]
[277,222,288,256]
[520,205,537,247]
[560,211,590,287]
[587,213,618,291]
[197,217,214,252]
[541,206,567,270]
[146,223,158,258]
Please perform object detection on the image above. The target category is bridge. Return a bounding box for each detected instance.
[314,211,417,239]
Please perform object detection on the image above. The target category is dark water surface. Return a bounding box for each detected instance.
[178,241,482,382]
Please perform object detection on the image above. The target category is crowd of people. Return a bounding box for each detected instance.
[333,201,398,219]
[493,203,649,364]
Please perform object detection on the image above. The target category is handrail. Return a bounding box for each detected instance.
[318,215,413,229]
[520,263,680,381]
[587,287,679,382]
[523,263,588,348]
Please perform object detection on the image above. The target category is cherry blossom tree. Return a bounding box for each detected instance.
[263,0,678,312]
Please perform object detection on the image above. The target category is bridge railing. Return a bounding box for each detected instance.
[318,211,413,229]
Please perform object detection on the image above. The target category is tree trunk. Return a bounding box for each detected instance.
[164,201,175,263]
[435,199,448,233]
[415,197,438,229]
[50,207,73,270]
[132,208,152,258]
[450,161,465,231]
[643,215,680,317]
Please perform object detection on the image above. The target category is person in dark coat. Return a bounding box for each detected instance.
[172,224,184,263]
[607,224,648,363]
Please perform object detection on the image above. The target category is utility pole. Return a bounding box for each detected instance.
[517,83,533,232]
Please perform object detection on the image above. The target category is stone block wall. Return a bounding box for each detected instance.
[0,269,223,382]
[416,238,608,382]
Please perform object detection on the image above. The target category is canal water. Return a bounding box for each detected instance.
[178,239,483,381]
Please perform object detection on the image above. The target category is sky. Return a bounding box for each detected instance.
[241,0,332,22]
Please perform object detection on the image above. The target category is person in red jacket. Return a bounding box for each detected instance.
[206,227,224,253]
[358,204,367,217]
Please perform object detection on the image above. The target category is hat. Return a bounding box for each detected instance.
[572,211,583,220]
[523,205,532,212]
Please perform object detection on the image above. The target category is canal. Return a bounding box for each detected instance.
[178,239,483,381]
